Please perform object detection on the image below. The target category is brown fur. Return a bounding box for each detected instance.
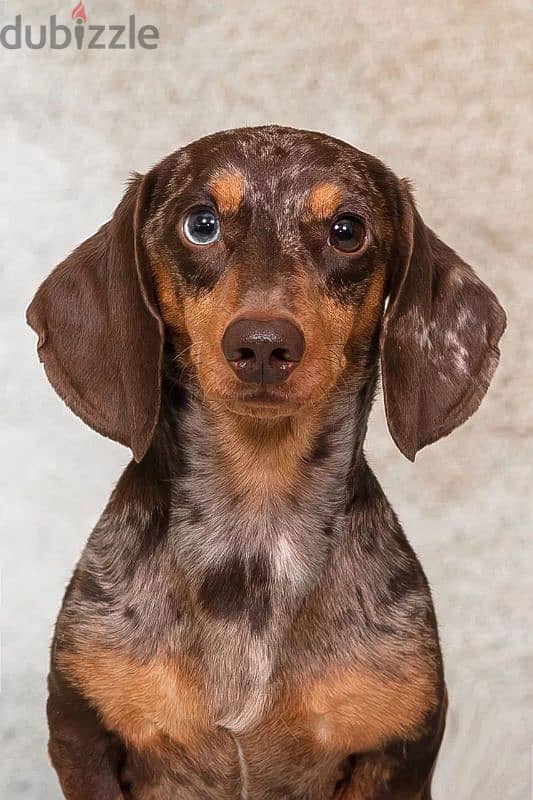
[27,126,506,800]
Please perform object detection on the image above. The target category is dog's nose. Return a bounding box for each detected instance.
[221,318,305,385]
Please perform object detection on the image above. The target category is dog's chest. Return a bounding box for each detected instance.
[67,509,325,744]
[176,510,328,731]
[63,550,437,754]
[61,599,438,800]
[162,494,329,718]
[63,462,441,797]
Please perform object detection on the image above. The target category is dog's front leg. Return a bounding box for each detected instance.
[47,668,126,800]
[339,694,447,800]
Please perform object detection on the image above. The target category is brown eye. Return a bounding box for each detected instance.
[328,215,366,253]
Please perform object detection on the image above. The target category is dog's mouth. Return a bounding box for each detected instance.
[239,388,288,404]
[218,386,305,418]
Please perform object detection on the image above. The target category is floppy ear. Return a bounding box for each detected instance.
[380,182,506,461]
[26,173,164,462]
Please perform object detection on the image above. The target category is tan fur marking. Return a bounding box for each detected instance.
[209,169,245,214]
[179,258,365,497]
[288,262,355,393]
[58,646,207,749]
[304,656,437,753]
[306,182,344,219]
[152,259,186,335]
[210,408,324,497]
[351,268,386,339]
[182,268,241,387]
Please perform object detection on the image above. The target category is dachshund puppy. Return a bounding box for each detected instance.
[27,126,506,800]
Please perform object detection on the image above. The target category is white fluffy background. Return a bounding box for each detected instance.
[1,1,532,797]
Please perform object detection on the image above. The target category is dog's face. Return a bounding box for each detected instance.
[27,126,506,461]
[145,129,395,418]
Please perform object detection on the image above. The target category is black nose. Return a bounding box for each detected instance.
[221,318,305,385]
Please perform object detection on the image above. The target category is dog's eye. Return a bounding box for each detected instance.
[183,207,220,246]
[328,215,366,253]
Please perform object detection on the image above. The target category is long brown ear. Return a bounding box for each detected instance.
[26,174,163,462]
[380,182,506,461]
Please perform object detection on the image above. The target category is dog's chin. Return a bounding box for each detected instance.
[229,404,294,420]
[212,389,308,420]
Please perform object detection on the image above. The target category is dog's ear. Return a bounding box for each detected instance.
[380,181,506,461]
[26,173,164,462]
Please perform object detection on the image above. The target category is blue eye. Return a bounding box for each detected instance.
[183,207,220,245]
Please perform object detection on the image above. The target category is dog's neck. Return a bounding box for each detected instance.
[181,397,355,507]
[154,355,378,574]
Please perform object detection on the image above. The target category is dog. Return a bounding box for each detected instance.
[27,126,506,800]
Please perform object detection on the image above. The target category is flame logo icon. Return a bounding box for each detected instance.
[71,1,87,23]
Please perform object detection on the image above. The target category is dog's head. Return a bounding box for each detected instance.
[27,126,506,462]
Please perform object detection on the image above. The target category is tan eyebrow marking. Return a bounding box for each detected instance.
[306,182,344,219]
[209,169,245,214]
